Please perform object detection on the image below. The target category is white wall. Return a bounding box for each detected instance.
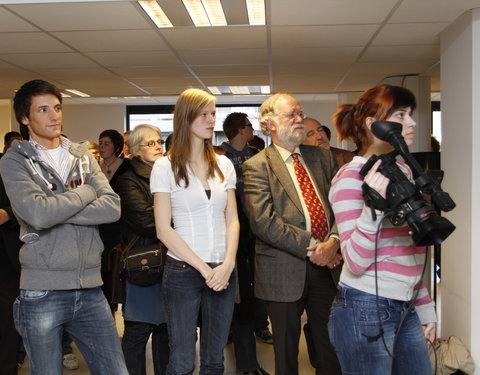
[441,8,479,373]
[62,104,125,143]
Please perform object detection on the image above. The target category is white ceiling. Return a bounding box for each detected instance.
[0,0,479,104]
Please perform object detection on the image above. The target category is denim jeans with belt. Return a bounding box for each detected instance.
[162,260,235,375]
[13,287,128,375]
[328,285,432,375]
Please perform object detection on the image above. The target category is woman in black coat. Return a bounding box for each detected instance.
[114,125,168,375]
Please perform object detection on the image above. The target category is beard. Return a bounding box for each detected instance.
[277,122,306,148]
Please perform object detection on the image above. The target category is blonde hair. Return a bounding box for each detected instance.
[258,93,292,135]
[169,88,224,187]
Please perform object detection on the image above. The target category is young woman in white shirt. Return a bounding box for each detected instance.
[151,88,239,375]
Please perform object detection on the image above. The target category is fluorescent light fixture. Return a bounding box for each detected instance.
[202,0,227,26]
[260,85,270,94]
[208,86,222,95]
[229,86,250,95]
[139,1,173,27]
[65,89,90,98]
[124,97,137,99]
[61,92,72,98]
[183,0,210,26]
[110,97,119,99]
[246,0,265,25]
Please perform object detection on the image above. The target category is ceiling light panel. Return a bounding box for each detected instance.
[139,1,173,28]
[246,0,265,25]
[65,89,91,97]
[182,0,211,26]
[202,0,227,26]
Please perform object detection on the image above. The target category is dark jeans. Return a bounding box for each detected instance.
[13,287,127,375]
[328,285,432,375]
[122,321,169,375]
[162,261,235,375]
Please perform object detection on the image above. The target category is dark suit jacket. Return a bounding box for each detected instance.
[242,144,339,302]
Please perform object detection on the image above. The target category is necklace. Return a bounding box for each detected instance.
[102,158,119,178]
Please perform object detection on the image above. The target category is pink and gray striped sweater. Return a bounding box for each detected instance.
[329,156,436,324]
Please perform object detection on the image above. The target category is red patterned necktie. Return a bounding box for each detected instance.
[291,153,328,241]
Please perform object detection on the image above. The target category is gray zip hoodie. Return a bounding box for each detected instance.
[0,139,120,290]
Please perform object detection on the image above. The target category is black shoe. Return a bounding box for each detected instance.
[243,368,269,375]
[255,328,273,344]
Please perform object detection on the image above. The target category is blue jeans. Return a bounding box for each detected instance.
[13,287,128,375]
[328,285,432,375]
[162,261,235,375]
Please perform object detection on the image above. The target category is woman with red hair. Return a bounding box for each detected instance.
[328,85,436,375]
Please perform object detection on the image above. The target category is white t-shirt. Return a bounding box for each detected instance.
[150,155,236,262]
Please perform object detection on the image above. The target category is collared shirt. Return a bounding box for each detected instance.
[29,136,74,184]
[274,144,330,244]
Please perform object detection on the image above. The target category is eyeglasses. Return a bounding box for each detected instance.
[275,111,306,120]
[139,139,164,148]
[243,123,253,128]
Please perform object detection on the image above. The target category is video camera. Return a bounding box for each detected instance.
[359,121,456,246]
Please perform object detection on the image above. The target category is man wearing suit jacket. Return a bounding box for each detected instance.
[242,93,342,375]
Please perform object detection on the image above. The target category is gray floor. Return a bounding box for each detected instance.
[19,310,315,374]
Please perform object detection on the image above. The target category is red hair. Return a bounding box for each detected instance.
[332,85,416,153]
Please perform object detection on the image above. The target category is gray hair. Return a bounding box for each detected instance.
[127,124,162,156]
[258,93,292,135]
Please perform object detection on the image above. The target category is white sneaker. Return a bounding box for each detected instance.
[63,353,79,370]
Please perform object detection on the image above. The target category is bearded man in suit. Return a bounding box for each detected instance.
[242,93,342,375]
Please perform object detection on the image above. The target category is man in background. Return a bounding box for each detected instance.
[221,112,270,375]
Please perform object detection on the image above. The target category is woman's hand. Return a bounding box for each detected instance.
[364,160,390,198]
[205,262,234,292]
[422,322,436,344]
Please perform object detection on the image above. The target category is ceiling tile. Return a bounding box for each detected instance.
[0,32,72,53]
[273,63,351,75]
[161,27,267,49]
[192,65,269,77]
[130,77,200,87]
[361,45,440,62]
[52,30,170,52]
[390,0,480,23]
[271,25,377,48]
[86,51,181,67]
[33,67,117,80]
[272,47,362,64]
[0,7,39,31]
[180,49,268,65]
[5,2,150,31]
[0,52,99,69]
[271,0,398,25]
[110,66,191,78]
[373,23,450,45]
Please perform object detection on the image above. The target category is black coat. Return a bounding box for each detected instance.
[114,157,158,246]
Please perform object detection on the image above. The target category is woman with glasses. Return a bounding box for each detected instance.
[328,85,436,375]
[151,88,239,375]
[115,124,169,375]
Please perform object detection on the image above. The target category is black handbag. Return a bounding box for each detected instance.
[122,236,167,287]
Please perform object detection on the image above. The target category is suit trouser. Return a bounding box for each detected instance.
[265,262,342,375]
